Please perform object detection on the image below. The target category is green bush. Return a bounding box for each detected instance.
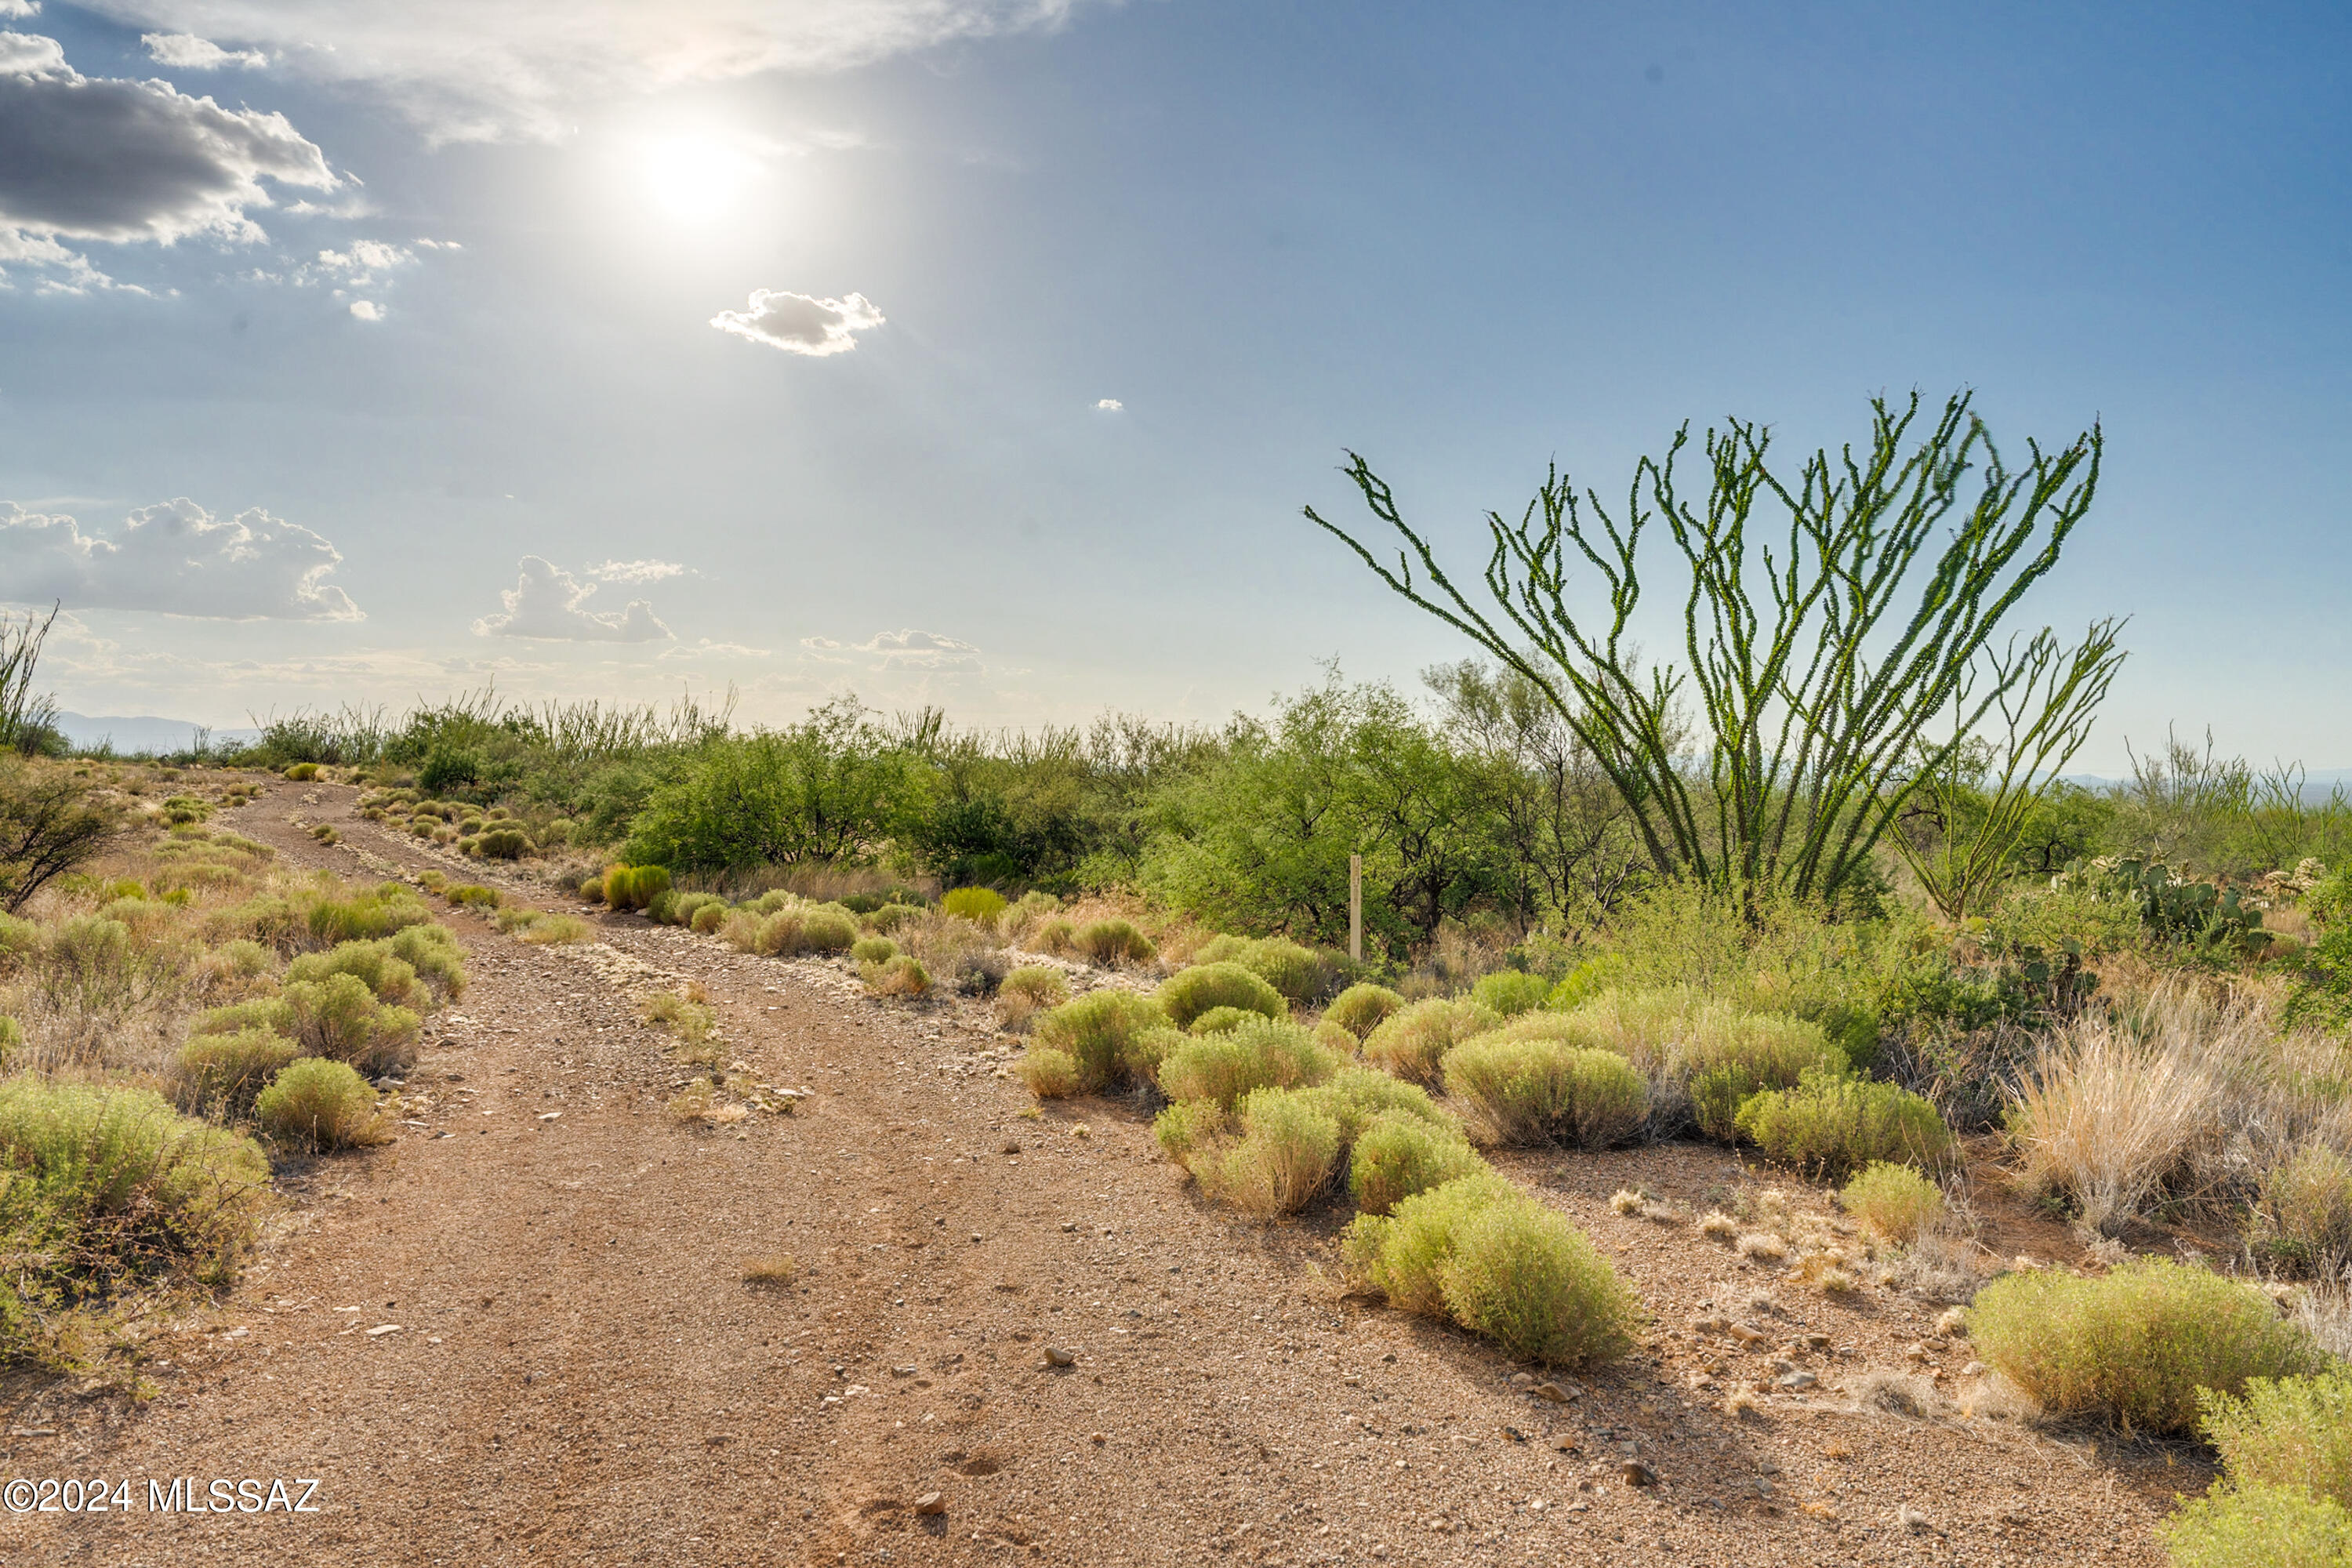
[1189,1006,1256,1036]
[1000,966,1070,1008]
[2158,1484,2352,1568]
[1075,918,1155,967]
[1969,1258,2325,1433]
[1018,1048,1081,1098]
[661,891,727,929]
[0,1077,267,1333]
[1157,1018,1341,1111]
[0,1015,19,1068]
[1193,1087,1343,1215]
[797,907,860,954]
[282,763,319,781]
[1029,916,1076,954]
[579,875,606,905]
[2201,1367,2352,1509]
[194,996,295,1037]
[1152,1098,1229,1166]
[1362,997,1501,1086]
[941,887,1008,927]
[307,887,434,945]
[1158,961,1287,1029]
[286,940,427,1008]
[176,1027,301,1116]
[1349,1112,1487,1216]
[1296,1064,1460,1143]
[281,973,421,1076]
[1341,1173,1639,1366]
[2258,1147,2352,1279]
[212,938,274,978]
[850,935,898,964]
[476,827,531,860]
[602,865,671,913]
[441,884,501,910]
[387,922,465,1000]
[254,1058,387,1152]
[1840,1161,1946,1243]
[1029,990,1171,1091]
[860,955,931,996]
[1471,969,1552,1018]
[1440,1032,1649,1149]
[1324,982,1405,1039]
[1733,1067,1952,1178]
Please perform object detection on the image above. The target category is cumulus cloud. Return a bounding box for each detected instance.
[710,289,883,357]
[801,628,982,674]
[587,558,685,583]
[347,298,382,320]
[305,238,412,284]
[0,2,38,19]
[473,557,670,643]
[1095,397,1123,411]
[142,31,267,68]
[0,31,335,280]
[74,1,1102,141]
[0,497,362,620]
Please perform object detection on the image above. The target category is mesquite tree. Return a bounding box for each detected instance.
[1305,392,2123,908]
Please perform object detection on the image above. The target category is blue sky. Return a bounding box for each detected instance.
[0,1,2345,770]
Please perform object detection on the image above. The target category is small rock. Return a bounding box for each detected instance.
[1691,1314,1730,1335]
[1758,1458,1781,1475]
[1089,1432,1107,1444]
[891,1365,917,1377]
[1962,1361,1987,1377]
[1060,1221,1077,1232]
[1730,1323,1768,1346]
[1618,1461,1657,1488]
[914,1492,946,1517]
[1796,1332,1831,1352]
[1769,1358,1797,1375]
[1000,1140,1021,1155]
[1899,1504,1935,1534]
[1531,1381,1577,1404]
[1508,1372,1537,1392]
[1042,1347,1076,1368]
[1776,1370,1817,1389]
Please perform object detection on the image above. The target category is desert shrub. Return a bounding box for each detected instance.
[1362,997,1502,1086]
[1029,916,1076,955]
[1074,918,1155,967]
[688,901,728,935]
[662,891,726,929]
[1000,966,1070,1008]
[282,763,318,782]
[1324,982,1405,1039]
[850,936,898,964]
[604,865,671,913]
[307,887,434,946]
[0,1015,19,1066]
[194,996,294,1037]
[1189,1005,1256,1036]
[176,1027,301,1116]
[1297,1065,1460,1141]
[1680,1010,1846,1140]
[1341,1173,1639,1365]
[2257,1148,2352,1280]
[1152,1098,1229,1166]
[860,955,930,996]
[1349,1112,1487,1216]
[1471,969,1552,1018]
[0,1078,266,1320]
[254,1058,387,1152]
[1440,1033,1649,1149]
[1195,1087,1342,1216]
[2158,1484,2352,1568]
[517,913,591,946]
[386,922,465,1000]
[1017,1048,1081,1098]
[1030,990,1171,1091]
[1157,1018,1341,1111]
[1733,1068,1952,1178]
[281,973,421,1076]
[797,906,860,954]
[2201,1367,2352,1510]
[286,941,427,1008]
[210,938,274,979]
[476,827,530,860]
[941,887,1008,928]
[1969,1258,2325,1433]
[579,875,606,905]
[1158,961,1287,1029]
[1841,1161,1946,1243]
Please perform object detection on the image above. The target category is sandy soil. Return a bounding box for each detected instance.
[0,779,2207,1566]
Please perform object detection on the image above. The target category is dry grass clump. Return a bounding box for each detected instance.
[1440,1029,1648,1149]
[2256,1145,2352,1280]
[1361,996,1501,1086]
[1968,1258,2325,1433]
[1736,1231,1788,1263]
[1157,961,1287,1029]
[1017,1048,1081,1098]
[1841,1161,1946,1243]
[665,1078,750,1125]
[1850,1367,1948,1419]
[1074,918,1155,967]
[1342,1173,1640,1366]
[1324,982,1405,1040]
[253,1058,390,1151]
[1697,1209,1740,1241]
[861,955,931,997]
[992,964,1069,1032]
[517,913,592,945]
[1192,1087,1343,1216]
[741,1254,798,1285]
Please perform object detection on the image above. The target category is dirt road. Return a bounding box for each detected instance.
[0,781,2188,1566]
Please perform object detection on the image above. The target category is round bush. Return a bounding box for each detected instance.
[1841,1161,1946,1243]
[941,887,1008,928]
[2158,1483,2352,1568]
[1440,1195,1642,1366]
[176,1027,300,1116]
[1969,1258,2325,1433]
[1349,1113,1487,1217]
[1000,966,1071,1008]
[1157,1018,1341,1112]
[1471,969,1553,1018]
[254,1058,387,1152]
[861,955,931,996]
[1324,982,1406,1040]
[477,828,531,860]
[1732,1067,1952,1178]
[1363,997,1502,1086]
[1197,1087,1341,1216]
[1029,916,1076,956]
[282,763,319,782]
[1031,990,1171,1091]
[1189,1005,1257,1036]
[1074,918,1155,967]
[851,935,898,964]
[1440,1033,1649,1149]
[1018,1048,1081,1098]
[797,908,860,953]
[689,901,729,935]
[1159,961,1287,1029]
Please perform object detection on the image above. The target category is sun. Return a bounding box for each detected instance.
[633,132,761,223]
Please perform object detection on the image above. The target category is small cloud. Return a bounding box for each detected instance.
[0,2,38,18]
[710,289,883,357]
[1095,398,1123,412]
[141,33,267,69]
[307,240,414,285]
[472,556,670,643]
[587,558,685,584]
[348,299,383,321]
[1,497,361,620]
[801,627,983,673]
[414,237,461,249]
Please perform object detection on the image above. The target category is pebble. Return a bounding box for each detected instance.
[1000,1140,1022,1155]
[1961,1361,1987,1377]
[1042,1347,1076,1368]
[1509,1373,1537,1392]
[1531,1381,1577,1404]
[1776,1371,1817,1389]
[915,1492,946,1517]
[1618,1461,1658,1487]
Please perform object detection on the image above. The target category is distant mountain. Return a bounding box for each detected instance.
[52,712,263,757]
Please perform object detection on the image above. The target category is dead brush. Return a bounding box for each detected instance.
[741,1254,797,1285]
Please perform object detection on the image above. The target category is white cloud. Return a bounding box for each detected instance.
[472,557,671,643]
[347,298,382,320]
[73,1,1103,141]
[0,497,362,620]
[0,31,335,280]
[711,288,883,357]
[587,558,685,583]
[0,3,38,20]
[1095,397,1123,411]
[307,238,412,284]
[141,31,267,68]
[801,627,982,673]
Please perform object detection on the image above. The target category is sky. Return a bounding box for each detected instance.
[0,1,2346,771]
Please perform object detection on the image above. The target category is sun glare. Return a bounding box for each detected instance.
[633,133,761,223]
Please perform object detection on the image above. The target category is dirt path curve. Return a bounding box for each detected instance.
[5,779,2176,1566]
